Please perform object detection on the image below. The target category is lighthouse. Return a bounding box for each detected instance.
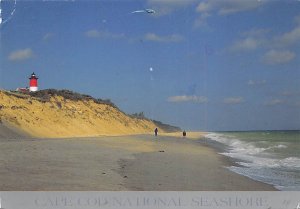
[29,72,38,92]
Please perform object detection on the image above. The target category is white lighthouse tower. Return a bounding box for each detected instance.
[29,72,38,92]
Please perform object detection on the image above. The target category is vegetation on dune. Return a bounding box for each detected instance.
[1,89,181,135]
[152,120,181,133]
[129,112,181,132]
[21,89,117,108]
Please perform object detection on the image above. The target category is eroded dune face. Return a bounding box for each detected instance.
[0,90,159,138]
[0,122,30,139]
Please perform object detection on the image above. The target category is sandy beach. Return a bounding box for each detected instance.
[0,129,276,191]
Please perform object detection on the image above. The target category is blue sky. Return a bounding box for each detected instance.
[1,0,300,131]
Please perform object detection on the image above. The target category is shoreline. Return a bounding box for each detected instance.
[0,133,276,190]
[117,135,276,191]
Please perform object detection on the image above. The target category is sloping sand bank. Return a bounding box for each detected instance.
[0,90,179,138]
[0,122,30,139]
[0,134,275,190]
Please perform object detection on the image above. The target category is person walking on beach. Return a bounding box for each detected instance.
[183,130,186,137]
[154,128,158,136]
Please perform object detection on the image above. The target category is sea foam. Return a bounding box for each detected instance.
[205,132,300,190]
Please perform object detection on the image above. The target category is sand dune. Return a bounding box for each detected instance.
[0,90,176,138]
[0,122,30,139]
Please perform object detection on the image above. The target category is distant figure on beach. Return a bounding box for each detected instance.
[154,128,158,136]
[183,130,186,137]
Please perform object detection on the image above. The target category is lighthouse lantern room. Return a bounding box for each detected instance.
[29,72,38,92]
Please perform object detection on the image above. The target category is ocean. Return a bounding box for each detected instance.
[204,131,300,191]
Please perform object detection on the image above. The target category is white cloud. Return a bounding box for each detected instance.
[280,91,293,96]
[280,90,300,97]
[230,37,262,51]
[258,80,267,85]
[294,14,300,25]
[261,15,300,48]
[248,80,255,85]
[144,33,184,43]
[217,0,264,15]
[8,48,34,61]
[228,18,300,62]
[228,28,270,52]
[242,28,270,37]
[194,12,211,27]
[248,80,266,86]
[264,99,283,106]
[223,97,244,104]
[196,1,213,13]
[195,0,266,27]
[263,50,295,65]
[43,33,54,41]
[147,0,197,16]
[85,30,100,38]
[148,0,196,6]
[167,95,208,103]
[85,30,124,39]
[274,26,300,47]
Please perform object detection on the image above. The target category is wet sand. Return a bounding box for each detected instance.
[0,131,276,190]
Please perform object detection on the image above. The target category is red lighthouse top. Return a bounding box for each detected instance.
[29,72,38,80]
[29,72,38,92]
